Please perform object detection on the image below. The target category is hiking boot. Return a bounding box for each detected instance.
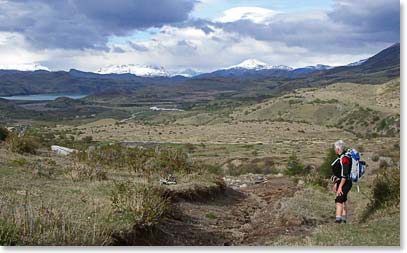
[335,220,342,224]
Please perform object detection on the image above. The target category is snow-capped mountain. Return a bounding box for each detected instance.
[227,59,293,71]
[290,64,332,76]
[197,59,294,78]
[346,59,367,67]
[302,64,332,70]
[0,63,50,71]
[96,64,170,77]
[173,69,202,77]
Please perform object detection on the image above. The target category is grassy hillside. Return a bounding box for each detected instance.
[230,78,400,138]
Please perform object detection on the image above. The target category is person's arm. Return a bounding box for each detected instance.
[332,183,337,193]
[337,157,350,196]
[336,178,345,196]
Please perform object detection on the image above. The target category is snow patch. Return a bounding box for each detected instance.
[97,64,170,77]
[0,63,50,71]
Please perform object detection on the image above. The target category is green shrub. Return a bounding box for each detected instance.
[0,127,10,141]
[363,167,400,220]
[319,147,337,178]
[372,155,379,162]
[6,134,39,154]
[205,212,217,219]
[157,148,190,174]
[284,152,304,176]
[11,158,29,166]
[110,182,170,228]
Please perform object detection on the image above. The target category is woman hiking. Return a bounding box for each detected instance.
[331,140,352,224]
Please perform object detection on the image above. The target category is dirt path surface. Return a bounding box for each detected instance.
[143,175,314,246]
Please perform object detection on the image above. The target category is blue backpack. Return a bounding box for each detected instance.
[345,148,366,183]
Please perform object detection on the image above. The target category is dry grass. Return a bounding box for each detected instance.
[0,144,222,245]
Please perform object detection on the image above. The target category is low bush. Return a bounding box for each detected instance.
[370,167,399,209]
[0,127,9,141]
[284,152,304,176]
[66,144,219,182]
[6,133,39,154]
[363,167,400,220]
[110,181,170,229]
[66,156,108,181]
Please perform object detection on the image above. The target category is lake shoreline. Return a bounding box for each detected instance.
[0,93,88,101]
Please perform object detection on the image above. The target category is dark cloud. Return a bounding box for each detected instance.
[329,0,400,34]
[0,0,197,49]
[193,0,400,55]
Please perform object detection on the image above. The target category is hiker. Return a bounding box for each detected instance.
[331,140,352,224]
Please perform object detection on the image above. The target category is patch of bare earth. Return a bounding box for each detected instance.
[125,175,326,246]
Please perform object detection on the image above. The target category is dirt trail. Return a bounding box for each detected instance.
[140,175,313,246]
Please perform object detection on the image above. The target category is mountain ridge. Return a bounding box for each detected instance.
[0,43,400,97]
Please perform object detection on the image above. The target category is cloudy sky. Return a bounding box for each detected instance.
[0,0,400,72]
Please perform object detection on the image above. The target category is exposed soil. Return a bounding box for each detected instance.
[117,175,327,246]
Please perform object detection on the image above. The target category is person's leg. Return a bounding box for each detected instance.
[341,182,351,223]
[335,202,343,223]
[342,202,347,223]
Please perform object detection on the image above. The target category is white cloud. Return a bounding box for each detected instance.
[0,25,374,73]
[215,6,279,24]
[0,32,47,66]
[89,25,369,72]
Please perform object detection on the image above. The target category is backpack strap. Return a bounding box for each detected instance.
[339,153,351,179]
[331,158,339,167]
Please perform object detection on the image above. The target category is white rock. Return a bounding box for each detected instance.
[51,145,76,156]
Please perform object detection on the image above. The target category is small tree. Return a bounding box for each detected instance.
[319,146,337,178]
[285,152,304,176]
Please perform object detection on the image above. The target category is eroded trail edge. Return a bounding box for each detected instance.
[116,175,331,246]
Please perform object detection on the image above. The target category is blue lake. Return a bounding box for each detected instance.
[0,94,88,101]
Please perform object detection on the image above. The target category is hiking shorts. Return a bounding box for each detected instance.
[335,180,352,203]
